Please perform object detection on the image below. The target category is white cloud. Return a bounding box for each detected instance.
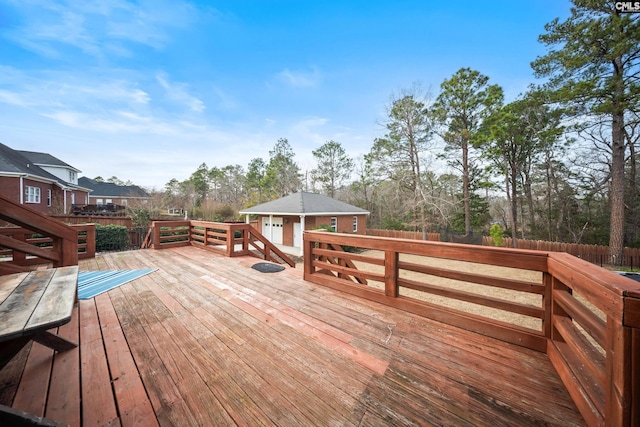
[0,68,151,111]
[210,86,237,111]
[3,0,201,58]
[275,66,322,88]
[156,72,206,113]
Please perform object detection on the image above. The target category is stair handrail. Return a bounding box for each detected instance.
[0,193,78,274]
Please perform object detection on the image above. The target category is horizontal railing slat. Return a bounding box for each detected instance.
[398,277,545,320]
[553,315,606,390]
[553,288,606,348]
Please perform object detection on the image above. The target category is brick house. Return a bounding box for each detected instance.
[78,177,149,207]
[239,192,369,255]
[0,142,90,215]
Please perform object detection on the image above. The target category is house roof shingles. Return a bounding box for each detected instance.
[0,142,84,189]
[78,177,149,198]
[239,192,369,216]
[17,150,81,172]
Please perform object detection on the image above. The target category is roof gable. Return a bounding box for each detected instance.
[17,150,80,172]
[240,192,369,215]
[0,142,81,188]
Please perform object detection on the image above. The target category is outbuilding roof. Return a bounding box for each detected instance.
[239,192,369,216]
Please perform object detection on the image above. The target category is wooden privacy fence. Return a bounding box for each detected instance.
[53,215,134,228]
[303,231,640,427]
[491,237,640,269]
[367,228,640,268]
[368,229,441,241]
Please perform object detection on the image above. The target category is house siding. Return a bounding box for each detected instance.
[0,176,89,215]
[313,215,367,234]
[87,195,147,206]
[255,213,368,247]
[0,177,21,203]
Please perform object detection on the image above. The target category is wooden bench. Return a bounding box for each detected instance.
[0,266,79,370]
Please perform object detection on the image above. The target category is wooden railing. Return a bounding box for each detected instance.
[149,220,295,267]
[0,194,95,275]
[303,230,640,427]
[0,224,95,269]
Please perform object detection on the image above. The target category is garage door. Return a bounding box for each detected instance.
[262,217,283,244]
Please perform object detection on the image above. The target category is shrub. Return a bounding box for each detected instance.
[489,224,504,247]
[96,224,129,252]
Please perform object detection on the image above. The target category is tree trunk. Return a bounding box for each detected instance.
[608,56,625,265]
[462,139,471,236]
[545,152,553,241]
[626,138,638,246]
[609,118,626,265]
[524,172,535,238]
[506,170,518,248]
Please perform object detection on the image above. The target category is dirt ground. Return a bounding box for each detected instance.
[301,249,544,331]
[357,250,545,330]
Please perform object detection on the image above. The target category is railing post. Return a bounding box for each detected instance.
[85,224,96,258]
[243,226,249,253]
[632,328,639,425]
[608,295,640,427]
[12,230,27,266]
[384,250,399,298]
[225,225,232,257]
[605,316,639,426]
[52,235,77,267]
[152,221,161,248]
[303,232,314,279]
[542,272,553,340]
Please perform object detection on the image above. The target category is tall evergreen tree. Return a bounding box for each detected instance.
[245,158,267,205]
[433,68,503,236]
[532,1,640,264]
[263,138,302,198]
[483,91,564,245]
[311,140,354,198]
[370,92,435,235]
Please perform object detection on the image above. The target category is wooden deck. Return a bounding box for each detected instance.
[0,246,586,426]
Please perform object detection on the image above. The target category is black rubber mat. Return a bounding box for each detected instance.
[251,262,285,273]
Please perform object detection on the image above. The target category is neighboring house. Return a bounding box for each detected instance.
[78,177,150,207]
[0,142,91,215]
[239,192,370,254]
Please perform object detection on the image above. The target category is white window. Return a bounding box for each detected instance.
[70,193,75,204]
[330,217,337,232]
[68,171,76,183]
[47,189,52,207]
[353,216,358,232]
[121,199,128,206]
[96,198,104,205]
[25,186,40,203]
[106,198,113,204]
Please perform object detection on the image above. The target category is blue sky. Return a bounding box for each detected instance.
[0,0,571,189]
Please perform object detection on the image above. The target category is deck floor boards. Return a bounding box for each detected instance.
[0,246,586,426]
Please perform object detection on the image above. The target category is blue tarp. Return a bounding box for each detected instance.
[78,269,156,299]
